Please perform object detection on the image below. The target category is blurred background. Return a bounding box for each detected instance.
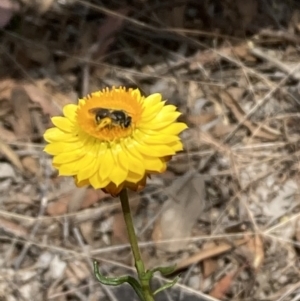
[1,0,300,300]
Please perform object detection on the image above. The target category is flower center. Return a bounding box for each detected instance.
[76,87,143,142]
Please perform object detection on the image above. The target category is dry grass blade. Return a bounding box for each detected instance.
[220,89,280,140]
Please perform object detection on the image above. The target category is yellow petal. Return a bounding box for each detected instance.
[109,165,128,186]
[123,137,144,160]
[126,171,144,183]
[139,119,178,130]
[143,156,166,172]
[111,142,129,171]
[58,159,81,175]
[133,140,175,157]
[78,99,86,106]
[143,93,162,106]
[157,123,188,135]
[76,161,96,182]
[44,127,77,143]
[169,140,184,152]
[99,147,114,181]
[133,129,180,144]
[151,111,181,124]
[162,105,177,113]
[128,155,146,177]
[76,159,98,182]
[88,170,100,188]
[89,170,108,189]
[44,141,83,155]
[53,149,85,164]
[141,103,176,123]
[75,178,90,187]
[108,143,128,186]
[63,104,77,122]
[76,142,106,182]
[141,101,165,120]
[121,139,146,176]
[51,116,74,132]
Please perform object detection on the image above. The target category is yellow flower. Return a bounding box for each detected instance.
[44,87,187,196]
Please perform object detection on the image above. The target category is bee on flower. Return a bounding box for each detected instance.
[44,87,187,196]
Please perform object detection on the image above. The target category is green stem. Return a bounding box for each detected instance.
[119,189,155,301]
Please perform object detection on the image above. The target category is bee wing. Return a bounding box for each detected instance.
[88,107,103,114]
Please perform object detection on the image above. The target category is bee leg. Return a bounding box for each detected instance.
[96,117,112,130]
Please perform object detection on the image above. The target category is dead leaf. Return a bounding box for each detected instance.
[0,78,16,99]
[190,43,255,70]
[260,28,300,44]
[82,189,108,209]
[51,90,77,111]
[112,211,128,244]
[11,86,32,140]
[237,234,264,270]
[0,125,16,143]
[212,124,235,137]
[0,217,28,237]
[46,188,107,216]
[188,113,218,127]
[14,192,32,205]
[21,156,40,175]
[152,170,205,252]
[203,258,219,279]
[209,268,242,299]
[175,238,248,271]
[31,110,46,136]
[23,82,61,116]
[0,137,23,171]
[67,187,88,216]
[79,221,94,246]
[47,194,70,216]
[0,100,10,117]
[202,242,219,278]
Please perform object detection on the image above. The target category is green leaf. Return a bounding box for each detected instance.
[93,261,145,301]
[153,276,180,296]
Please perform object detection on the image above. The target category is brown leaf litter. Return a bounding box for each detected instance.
[152,170,205,252]
[1,1,300,300]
